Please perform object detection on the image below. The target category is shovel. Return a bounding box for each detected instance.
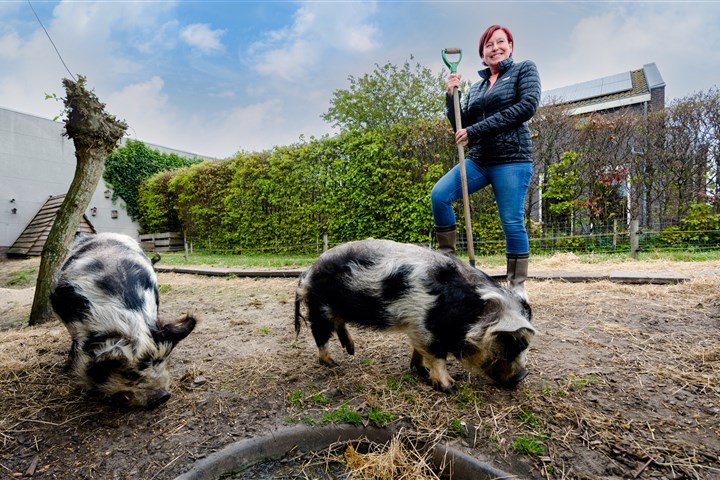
[442,48,475,267]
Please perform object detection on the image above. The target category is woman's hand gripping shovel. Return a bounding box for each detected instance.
[442,48,475,267]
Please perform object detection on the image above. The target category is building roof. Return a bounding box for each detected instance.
[7,195,96,257]
[542,63,665,115]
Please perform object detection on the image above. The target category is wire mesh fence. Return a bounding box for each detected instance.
[170,219,720,258]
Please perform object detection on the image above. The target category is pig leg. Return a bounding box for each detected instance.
[410,348,430,379]
[335,323,355,355]
[410,348,456,394]
[307,303,338,366]
[428,357,456,394]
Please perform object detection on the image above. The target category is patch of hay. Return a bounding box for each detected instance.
[535,252,583,268]
[301,430,444,480]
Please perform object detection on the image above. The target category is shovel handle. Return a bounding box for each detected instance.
[441,48,462,74]
[452,88,476,267]
[441,47,474,266]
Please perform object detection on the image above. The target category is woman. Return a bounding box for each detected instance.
[431,24,541,299]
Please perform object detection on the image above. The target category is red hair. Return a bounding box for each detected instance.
[479,25,514,60]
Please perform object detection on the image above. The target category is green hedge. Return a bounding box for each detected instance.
[135,120,480,252]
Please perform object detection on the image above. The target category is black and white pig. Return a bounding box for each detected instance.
[294,238,535,393]
[50,232,197,408]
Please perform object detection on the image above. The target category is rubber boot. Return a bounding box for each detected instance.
[435,225,456,255]
[507,253,529,300]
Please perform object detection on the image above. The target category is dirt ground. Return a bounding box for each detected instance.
[1,253,719,480]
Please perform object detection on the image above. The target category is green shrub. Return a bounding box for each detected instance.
[659,202,720,247]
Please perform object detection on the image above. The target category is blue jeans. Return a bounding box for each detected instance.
[431,160,533,254]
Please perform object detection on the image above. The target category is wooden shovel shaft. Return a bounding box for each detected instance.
[452,86,475,267]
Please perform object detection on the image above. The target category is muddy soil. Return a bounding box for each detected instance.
[0,254,718,480]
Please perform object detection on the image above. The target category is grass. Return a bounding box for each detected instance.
[308,391,330,405]
[156,251,316,268]
[386,374,417,391]
[153,248,720,269]
[516,408,542,428]
[512,436,546,455]
[286,388,330,408]
[562,373,602,392]
[288,389,303,407]
[448,418,466,437]
[367,407,394,427]
[453,382,481,409]
[2,268,38,288]
[322,401,362,426]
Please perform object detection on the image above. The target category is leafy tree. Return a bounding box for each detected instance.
[103,140,202,221]
[322,56,447,131]
[542,151,582,225]
[529,103,579,224]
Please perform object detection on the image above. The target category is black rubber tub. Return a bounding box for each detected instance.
[174,424,515,480]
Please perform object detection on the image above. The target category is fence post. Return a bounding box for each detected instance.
[629,219,639,259]
[323,234,328,252]
[613,219,618,248]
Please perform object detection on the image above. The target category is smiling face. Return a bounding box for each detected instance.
[482,29,513,70]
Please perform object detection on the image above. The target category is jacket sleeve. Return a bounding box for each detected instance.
[466,60,541,139]
[445,91,465,132]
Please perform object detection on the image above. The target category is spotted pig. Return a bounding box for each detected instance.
[50,232,197,408]
[295,238,535,393]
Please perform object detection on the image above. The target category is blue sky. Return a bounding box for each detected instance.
[1,1,719,159]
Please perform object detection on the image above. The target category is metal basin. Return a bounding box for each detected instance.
[174,424,514,480]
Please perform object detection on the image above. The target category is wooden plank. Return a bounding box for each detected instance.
[154,265,304,278]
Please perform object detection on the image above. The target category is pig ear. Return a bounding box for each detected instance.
[495,328,534,360]
[153,314,197,347]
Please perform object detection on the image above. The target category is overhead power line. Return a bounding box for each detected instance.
[27,0,76,81]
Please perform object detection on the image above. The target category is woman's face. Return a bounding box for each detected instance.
[482,29,513,69]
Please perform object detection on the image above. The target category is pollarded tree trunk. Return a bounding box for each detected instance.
[29,76,127,325]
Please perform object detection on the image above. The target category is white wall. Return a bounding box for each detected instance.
[0,106,214,249]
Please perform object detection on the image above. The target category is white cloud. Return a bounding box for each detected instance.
[104,76,172,142]
[181,23,225,54]
[0,32,21,59]
[102,75,321,158]
[247,0,380,80]
[2,0,717,161]
[540,5,719,99]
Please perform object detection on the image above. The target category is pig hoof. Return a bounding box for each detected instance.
[319,358,338,368]
[431,382,455,394]
[411,363,430,379]
[440,383,456,394]
[428,379,455,394]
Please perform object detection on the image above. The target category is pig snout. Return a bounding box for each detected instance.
[503,368,529,389]
[110,389,171,409]
[147,390,172,409]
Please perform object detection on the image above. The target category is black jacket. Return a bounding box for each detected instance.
[446,57,541,164]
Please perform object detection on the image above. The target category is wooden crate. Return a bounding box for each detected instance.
[139,232,184,252]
